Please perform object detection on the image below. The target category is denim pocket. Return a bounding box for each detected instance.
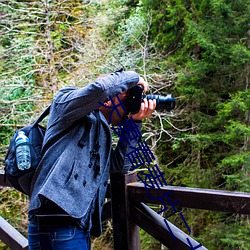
[51,226,75,241]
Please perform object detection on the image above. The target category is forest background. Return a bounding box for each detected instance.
[0,0,249,249]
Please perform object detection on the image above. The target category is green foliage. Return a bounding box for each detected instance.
[0,188,29,239]
[200,215,250,250]
[0,1,99,249]
[140,229,160,250]
[131,0,250,248]
[1,0,250,249]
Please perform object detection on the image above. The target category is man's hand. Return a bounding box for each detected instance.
[130,98,156,122]
[138,77,148,93]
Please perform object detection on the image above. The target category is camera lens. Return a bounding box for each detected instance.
[143,94,175,112]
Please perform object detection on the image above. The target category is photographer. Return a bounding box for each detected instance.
[28,70,156,250]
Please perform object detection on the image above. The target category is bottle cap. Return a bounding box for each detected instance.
[15,131,29,145]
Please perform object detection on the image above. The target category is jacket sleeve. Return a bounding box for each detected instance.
[110,121,143,174]
[51,71,139,126]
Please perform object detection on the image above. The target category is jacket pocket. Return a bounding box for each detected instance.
[64,159,93,197]
[65,159,77,184]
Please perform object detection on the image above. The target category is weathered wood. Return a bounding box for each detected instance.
[0,170,12,187]
[128,182,250,214]
[1,170,249,250]
[110,172,140,250]
[130,202,207,250]
[0,216,28,250]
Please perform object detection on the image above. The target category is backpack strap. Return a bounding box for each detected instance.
[34,105,51,126]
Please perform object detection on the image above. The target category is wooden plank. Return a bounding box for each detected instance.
[110,172,140,250]
[0,170,12,187]
[130,202,207,250]
[128,182,250,214]
[0,216,28,250]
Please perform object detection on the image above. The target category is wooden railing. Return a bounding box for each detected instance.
[0,170,29,250]
[1,170,250,250]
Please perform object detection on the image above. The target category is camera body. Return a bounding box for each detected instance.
[127,85,175,114]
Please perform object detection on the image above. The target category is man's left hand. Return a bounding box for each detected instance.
[130,98,156,122]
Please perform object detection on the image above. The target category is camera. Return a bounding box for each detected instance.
[127,85,176,114]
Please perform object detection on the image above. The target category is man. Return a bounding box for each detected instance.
[28,70,156,250]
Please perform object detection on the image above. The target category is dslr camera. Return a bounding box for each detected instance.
[126,85,175,114]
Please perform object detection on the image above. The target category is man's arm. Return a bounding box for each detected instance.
[52,71,139,124]
[111,99,156,173]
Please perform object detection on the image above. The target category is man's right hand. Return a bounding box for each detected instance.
[138,77,148,93]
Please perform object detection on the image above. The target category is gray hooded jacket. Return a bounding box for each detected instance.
[29,71,141,236]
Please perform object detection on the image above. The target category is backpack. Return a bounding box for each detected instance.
[4,106,50,195]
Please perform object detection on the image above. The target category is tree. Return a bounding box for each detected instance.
[102,0,250,248]
[0,0,95,241]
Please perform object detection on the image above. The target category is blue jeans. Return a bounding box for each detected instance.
[28,222,90,250]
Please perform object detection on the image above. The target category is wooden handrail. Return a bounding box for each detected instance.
[127,182,250,214]
[0,216,28,250]
[1,170,250,249]
[130,202,207,250]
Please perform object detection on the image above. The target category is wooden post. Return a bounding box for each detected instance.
[110,172,140,250]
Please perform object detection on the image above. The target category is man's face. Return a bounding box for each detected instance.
[109,91,128,125]
[99,90,129,125]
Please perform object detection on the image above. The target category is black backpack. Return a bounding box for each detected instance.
[4,106,50,195]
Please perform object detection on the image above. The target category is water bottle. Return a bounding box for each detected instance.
[15,131,31,170]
